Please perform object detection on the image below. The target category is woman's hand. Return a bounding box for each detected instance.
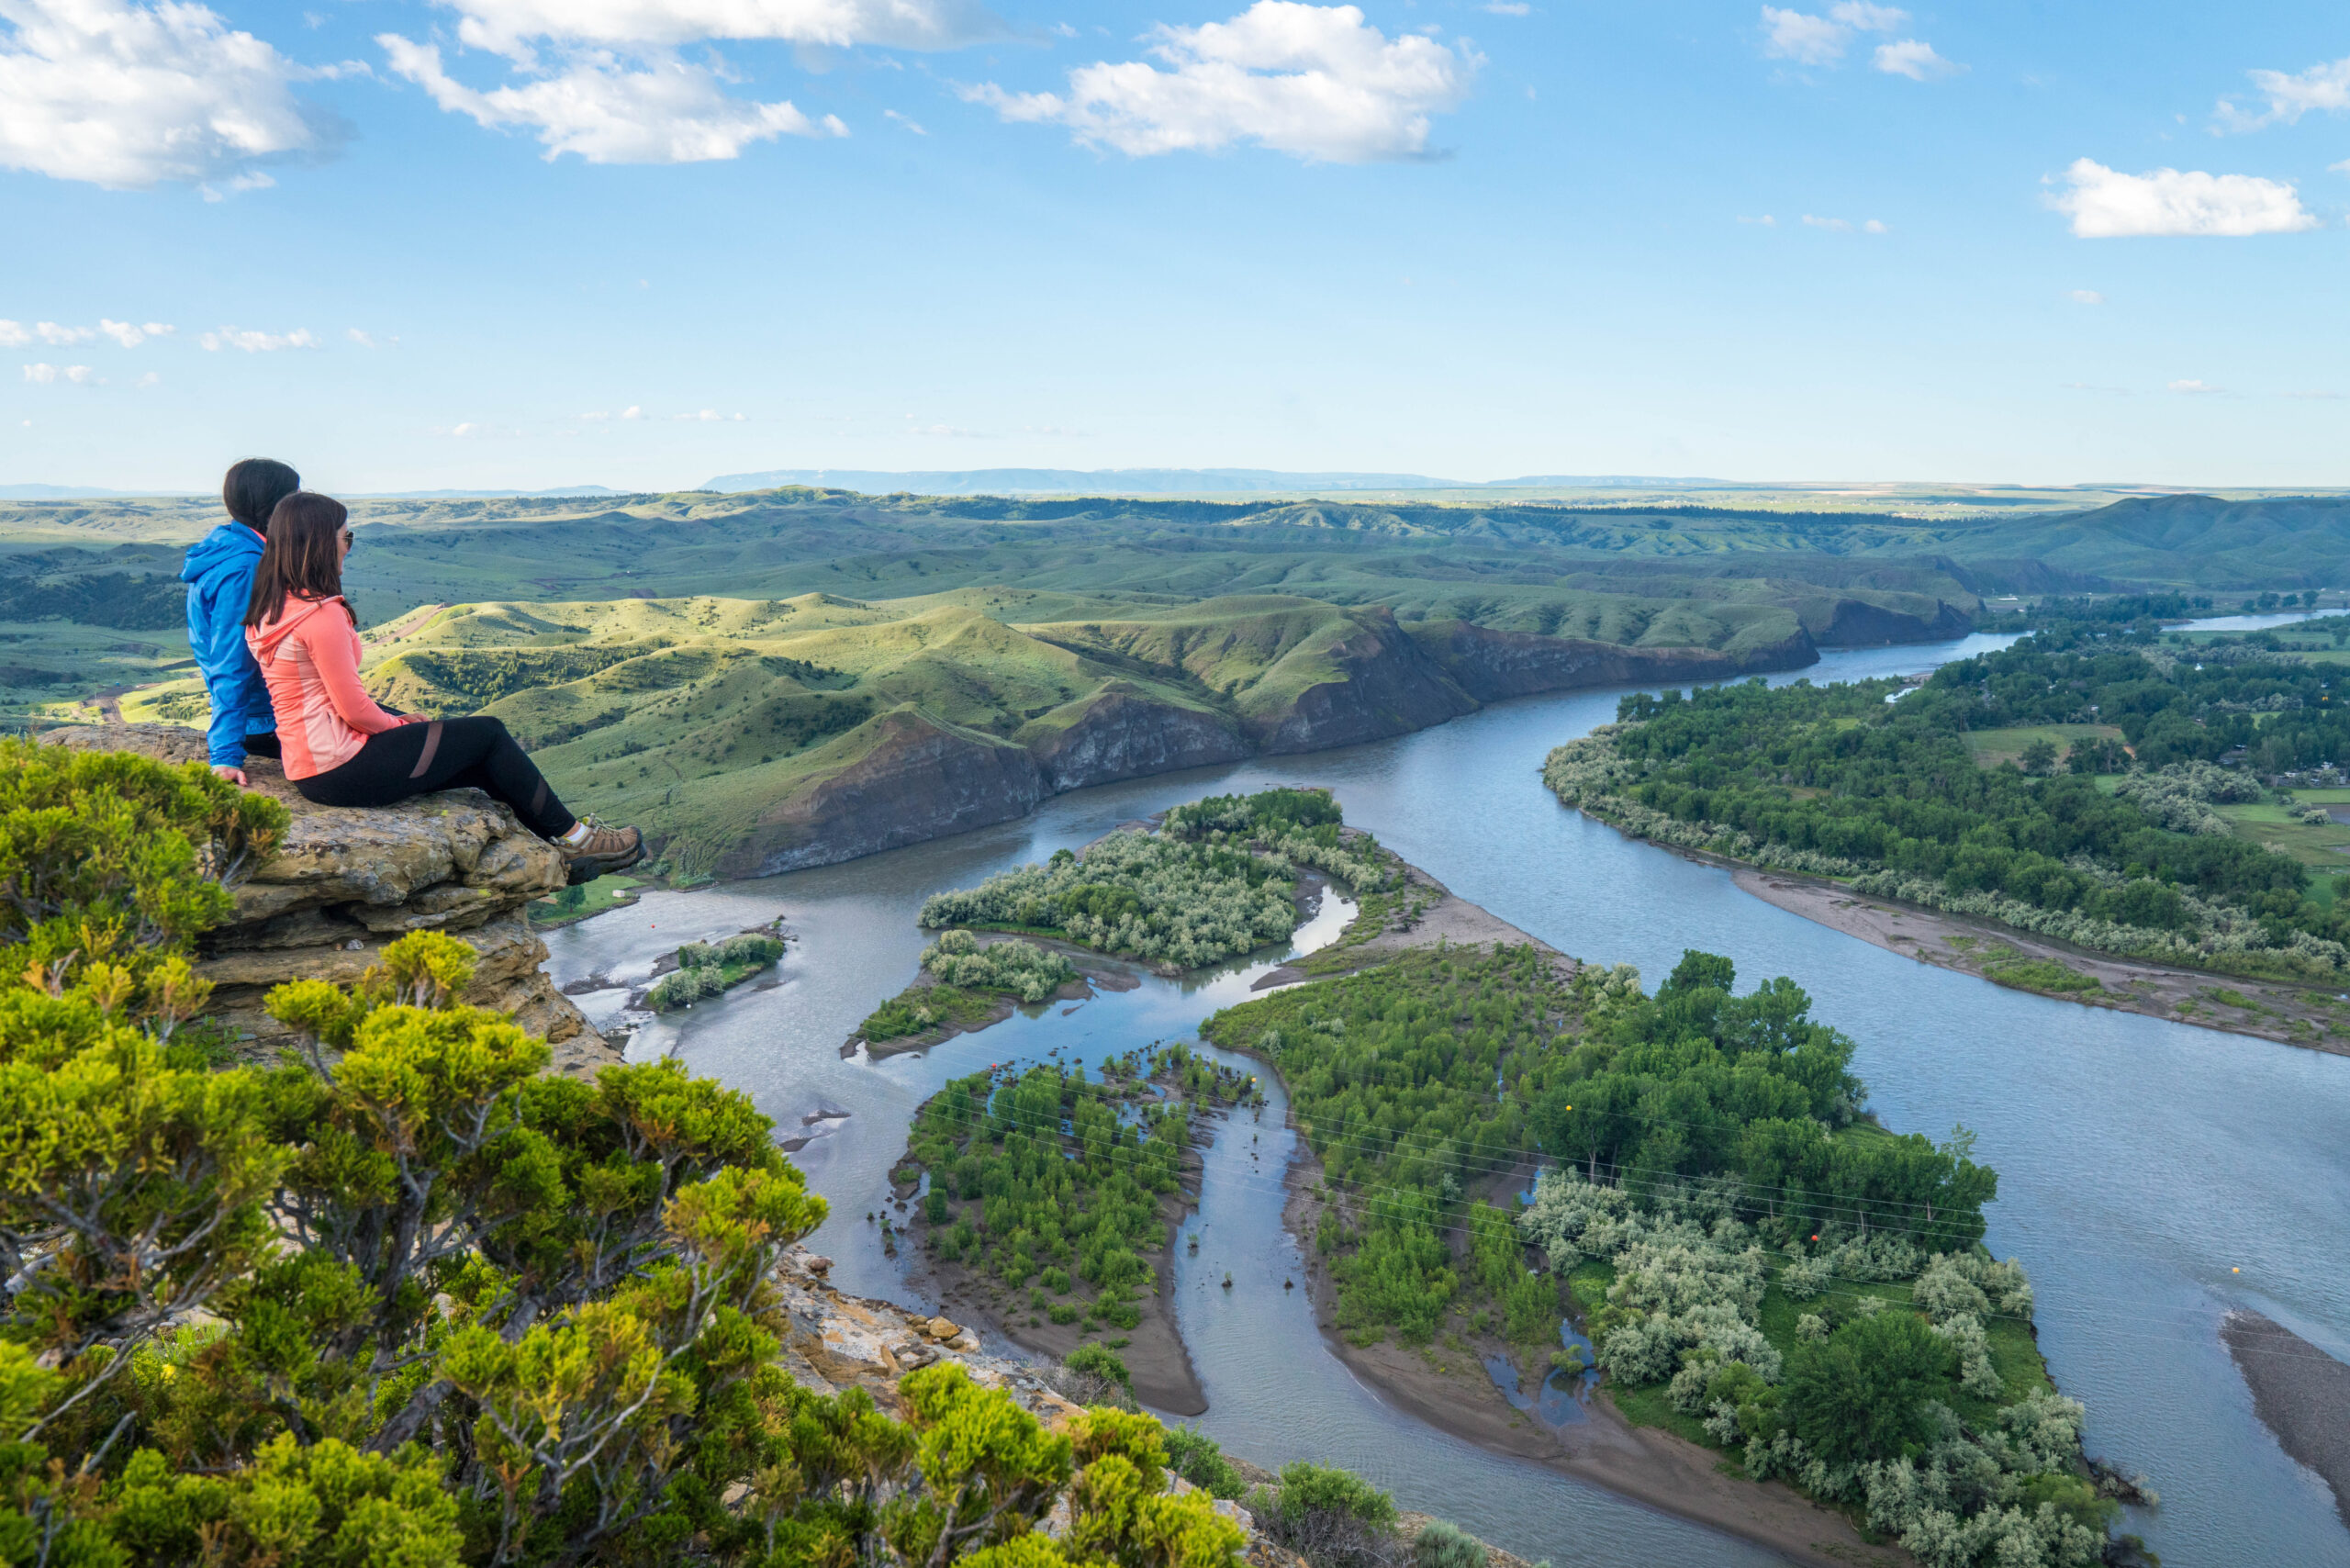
[401,711,432,725]
[211,764,249,787]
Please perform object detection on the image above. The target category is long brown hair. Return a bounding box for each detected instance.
[222,457,300,532]
[244,491,354,629]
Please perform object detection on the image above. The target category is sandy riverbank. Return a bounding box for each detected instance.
[1728,866,2350,1055]
[2221,1310,2350,1527]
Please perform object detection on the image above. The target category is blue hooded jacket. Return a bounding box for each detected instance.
[180,523,276,767]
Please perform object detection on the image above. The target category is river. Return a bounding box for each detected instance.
[544,633,2350,1568]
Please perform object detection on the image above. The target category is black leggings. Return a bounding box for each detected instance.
[297,716,576,839]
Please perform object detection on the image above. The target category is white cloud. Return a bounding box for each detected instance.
[421,0,1002,62]
[1863,217,1886,232]
[2215,56,2350,132]
[20,364,54,382]
[0,0,337,189]
[1737,213,1777,226]
[134,369,158,386]
[1829,2,1906,28]
[1801,213,1850,230]
[21,363,100,384]
[382,37,845,162]
[1759,7,1846,65]
[1481,2,1530,14]
[98,319,172,346]
[2048,158,2320,238]
[379,1,996,161]
[964,1,1477,162]
[2066,288,2104,304]
[883,106,925,133]
[2168,378,2221,395]
[1872,39,1960,80]
[34,321,92,344]
[1762,5,1953,78]
[0,322,22,347]
[199,326,319,351]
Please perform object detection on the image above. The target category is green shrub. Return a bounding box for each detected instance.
[1163,1426,1247,1500]
[1065,1344,1132,1392]
[717,931,784,967]
[1256,1462,1400,1568]
[1415,1519,1487,1568]
[0,745,968,1564]
[1049,1303,1081,1325]
[919,929,1077,1002]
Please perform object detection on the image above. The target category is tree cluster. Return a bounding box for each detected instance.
[900,1056,1206,1334]
[1546,631,2350,979]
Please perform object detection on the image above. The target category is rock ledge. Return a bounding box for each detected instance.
[44,723,615,1076]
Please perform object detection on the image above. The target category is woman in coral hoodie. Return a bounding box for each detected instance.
[243,491,643,882]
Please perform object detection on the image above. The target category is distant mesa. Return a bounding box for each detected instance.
[699,466,1744,496]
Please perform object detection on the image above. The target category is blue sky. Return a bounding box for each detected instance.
[3,0,2348,493]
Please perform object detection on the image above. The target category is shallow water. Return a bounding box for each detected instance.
[545,631,2350,1568]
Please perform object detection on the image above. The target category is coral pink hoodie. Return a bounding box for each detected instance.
[245,596,417,778]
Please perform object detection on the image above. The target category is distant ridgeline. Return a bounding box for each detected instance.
[21,485,2350,868]
[1547,620,2350,987]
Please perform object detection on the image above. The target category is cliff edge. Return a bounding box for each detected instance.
[43,723,616,1077]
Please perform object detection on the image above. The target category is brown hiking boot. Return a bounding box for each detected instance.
[562,819,644,884]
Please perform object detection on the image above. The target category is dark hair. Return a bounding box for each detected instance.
[222,457,301,532]
[244,492,353,629]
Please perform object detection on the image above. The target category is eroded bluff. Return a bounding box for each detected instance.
[45,723,614,1076]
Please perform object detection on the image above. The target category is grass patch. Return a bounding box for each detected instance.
[1961,723,2123,771]
[529,873,641,924]
[857,984,1004,1043]
[1976,946,2102,995]
[2215,801,2350,867]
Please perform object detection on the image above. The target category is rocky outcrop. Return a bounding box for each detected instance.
[43,723,614,1076]
[1410,620,1820,703]
[1252,607,1479,754]
[773,1247,1290,1562]
[745,707,1045,877]
[1026,686,1251,793]
[1812,597,1971,646]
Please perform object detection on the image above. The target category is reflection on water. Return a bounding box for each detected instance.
[543,629,2350,1568]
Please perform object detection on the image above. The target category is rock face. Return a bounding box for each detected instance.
[1253,607,1480,755]
[43,724,614,1076]
[1813,597,1971,646]
[1028,687,1252,793]
[744,707,1046,878]
[1410,620,1820,703]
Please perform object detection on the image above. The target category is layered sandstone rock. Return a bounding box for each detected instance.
[1410,618,1821,703]
[44,723,614,1076]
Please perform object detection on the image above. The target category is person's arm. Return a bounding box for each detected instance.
[191,578,250,773]
[299,616,410,735]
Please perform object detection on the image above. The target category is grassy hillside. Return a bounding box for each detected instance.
[277,592,1406,872]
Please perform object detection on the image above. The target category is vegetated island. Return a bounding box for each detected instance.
[889,1045,1265,1417]
[1544,618,2350,1051]
[848,787,1401,1056]
[1197,930,2150,1568]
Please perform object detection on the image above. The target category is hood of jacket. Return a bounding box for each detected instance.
[250,595,347,660]
[180,522,263,589]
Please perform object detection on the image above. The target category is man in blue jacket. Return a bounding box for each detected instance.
[182,458,299,784]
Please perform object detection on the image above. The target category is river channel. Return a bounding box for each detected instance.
[544,633,2350,1568]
